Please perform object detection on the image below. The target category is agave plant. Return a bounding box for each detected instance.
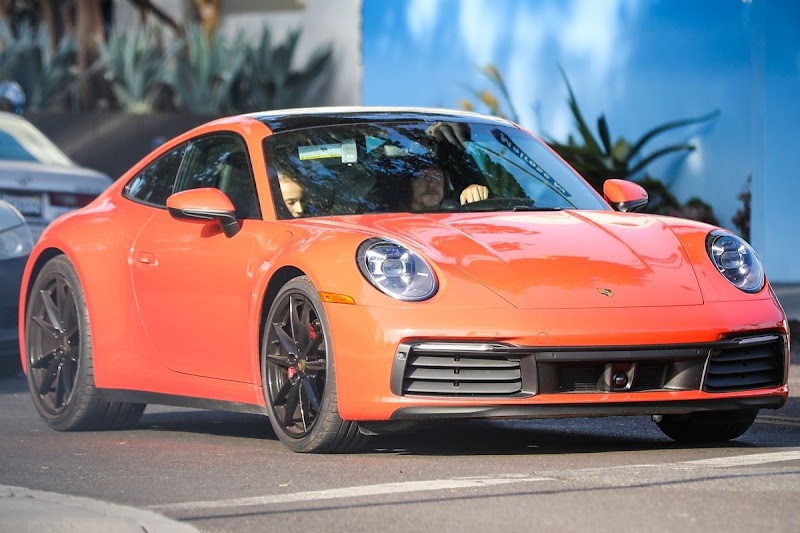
[166,23,250,114]
[100,24,180,114]
[231,26,333,113]
[462,65,721,222]
[0,22,78,111]
[547,67,720,194]
[462,64,521,124]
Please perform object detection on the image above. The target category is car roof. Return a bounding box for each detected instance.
[245,106,516,134]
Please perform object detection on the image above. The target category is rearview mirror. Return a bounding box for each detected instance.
[166,188,240,238]
[603,179,648,212]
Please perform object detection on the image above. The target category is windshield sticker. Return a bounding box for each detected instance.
[341,139,357,163]
[491,129,572,198]
[299,140,358,163]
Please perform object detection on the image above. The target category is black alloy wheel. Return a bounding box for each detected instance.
[26,256,145,430]
[262,276,363,453]
[27,262,82,416]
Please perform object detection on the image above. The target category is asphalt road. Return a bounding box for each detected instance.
[1,354,799,532]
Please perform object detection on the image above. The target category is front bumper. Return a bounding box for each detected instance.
[326,298,789,421]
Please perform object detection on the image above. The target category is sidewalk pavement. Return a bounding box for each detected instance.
[0,485,197,533]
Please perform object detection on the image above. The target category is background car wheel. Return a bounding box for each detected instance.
[654,410,758,443]
[25,255,145,431]
[0,357,21,377]
[262,276,364,453]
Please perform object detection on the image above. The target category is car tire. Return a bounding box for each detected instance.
[262,276,364,453]
[654,410,758,443]
[25,255,145,431]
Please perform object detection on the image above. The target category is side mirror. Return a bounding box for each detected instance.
[166,188,240,238]
[603,179,648,213]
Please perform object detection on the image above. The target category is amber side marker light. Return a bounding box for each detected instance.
[319,292,356,305]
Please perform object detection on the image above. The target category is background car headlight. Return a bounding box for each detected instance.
[0,223,34,260]
[357,238,438,301]
[706,230,764,293]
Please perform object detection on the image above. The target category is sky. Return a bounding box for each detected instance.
[361,0,800,281]
[362,0,756,139]
[364,0,649,139]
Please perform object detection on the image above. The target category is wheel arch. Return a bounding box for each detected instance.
[23,247,66,308]
[257,265,307,379]
[20,247,66,372]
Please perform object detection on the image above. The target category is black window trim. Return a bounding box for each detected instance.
[122,131,261,219]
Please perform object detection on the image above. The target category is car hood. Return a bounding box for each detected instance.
[0,160,112,194]
[361,210,706,309]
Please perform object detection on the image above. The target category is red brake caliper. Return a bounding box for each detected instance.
[288,324,316,379]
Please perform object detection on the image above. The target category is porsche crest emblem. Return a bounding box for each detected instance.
[597,288,614,298]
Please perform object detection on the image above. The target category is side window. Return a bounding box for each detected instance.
[175,134,260,219]
[123,143,187,207]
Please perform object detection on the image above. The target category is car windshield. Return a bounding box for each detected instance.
[263,120,607,219]
[0,114,73,167]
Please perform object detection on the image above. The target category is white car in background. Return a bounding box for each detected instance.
[0,111,113,238]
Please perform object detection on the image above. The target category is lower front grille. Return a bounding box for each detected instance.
[393,343,524,397]
[704,337,785,392]
[554,363,669,393]
[390,334,787,398]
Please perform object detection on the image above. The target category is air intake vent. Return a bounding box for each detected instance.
[400,348,523,397]
[704,338,784,392]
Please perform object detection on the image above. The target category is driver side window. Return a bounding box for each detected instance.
[175,134,261,219]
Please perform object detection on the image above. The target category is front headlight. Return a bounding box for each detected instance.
[706,230,764,293]
[0,223,34,260]
[356,238,438,301]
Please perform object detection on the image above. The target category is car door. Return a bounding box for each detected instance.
[130,133,264,383]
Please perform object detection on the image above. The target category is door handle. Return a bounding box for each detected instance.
[132,251,157,266]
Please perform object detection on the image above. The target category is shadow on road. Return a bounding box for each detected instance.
[133,406,800,457]
[138,409,278,441]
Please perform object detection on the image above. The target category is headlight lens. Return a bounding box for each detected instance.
[356,238,438,301]
[0,223,34,260]
[706,231,764,293]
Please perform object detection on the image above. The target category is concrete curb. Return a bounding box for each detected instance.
[0,485,198,533]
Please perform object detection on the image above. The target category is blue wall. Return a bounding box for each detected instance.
[362,0,800,282]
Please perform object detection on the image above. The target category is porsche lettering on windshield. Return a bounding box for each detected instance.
[492,128,572,198]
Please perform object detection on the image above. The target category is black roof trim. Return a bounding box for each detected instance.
[249,107,515,134]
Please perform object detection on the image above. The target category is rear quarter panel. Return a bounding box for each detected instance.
[19,195,156,381]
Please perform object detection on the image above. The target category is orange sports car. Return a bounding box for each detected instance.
[18,108,790,453]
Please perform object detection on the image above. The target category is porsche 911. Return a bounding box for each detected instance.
[18,108,790,453]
